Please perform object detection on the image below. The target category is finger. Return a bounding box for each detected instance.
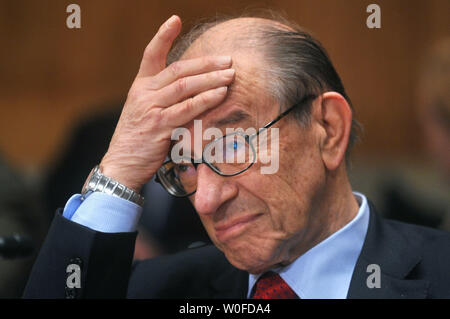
[137,15,182,78]
[163,86,228,127]
[152,56,232,90]
[156,68,235,107]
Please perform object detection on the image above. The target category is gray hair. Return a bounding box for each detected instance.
[167,10,362,160]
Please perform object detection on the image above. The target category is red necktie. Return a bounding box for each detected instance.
[251,271,299,299]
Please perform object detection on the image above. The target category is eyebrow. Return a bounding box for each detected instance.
[212,109,251,127]
[168,110,252,158]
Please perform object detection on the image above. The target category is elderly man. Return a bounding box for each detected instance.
[24,14,450,299]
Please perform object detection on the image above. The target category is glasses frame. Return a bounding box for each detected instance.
[155,94,316,197]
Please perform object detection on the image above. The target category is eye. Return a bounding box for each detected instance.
[175,163,190,172]
[174,163,196,179]
[226,139,244,152]
[177,164,189,172]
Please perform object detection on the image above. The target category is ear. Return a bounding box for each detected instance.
[313,92,352,171]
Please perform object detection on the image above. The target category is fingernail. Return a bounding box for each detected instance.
[217,56,232,66]
[222,68,235,78]
[215,86,228,94]
[166,15,178,28]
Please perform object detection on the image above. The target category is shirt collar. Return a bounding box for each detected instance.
[247,192,370,299]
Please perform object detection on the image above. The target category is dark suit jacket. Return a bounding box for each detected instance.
[23,202,450,299]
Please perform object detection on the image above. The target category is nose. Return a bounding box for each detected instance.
[194,164,238,216]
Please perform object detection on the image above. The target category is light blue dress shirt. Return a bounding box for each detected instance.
[63,190,369,298]
[63,191,142,233]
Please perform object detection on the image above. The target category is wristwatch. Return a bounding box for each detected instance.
[81,165,145,207]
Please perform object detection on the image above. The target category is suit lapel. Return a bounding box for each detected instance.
[347,202,430,298]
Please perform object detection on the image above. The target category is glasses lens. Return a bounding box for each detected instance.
[156,160,197,197]
[204,133,255,176]
[157,133,257,197]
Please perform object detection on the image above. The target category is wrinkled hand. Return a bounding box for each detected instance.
[99,15,234,192]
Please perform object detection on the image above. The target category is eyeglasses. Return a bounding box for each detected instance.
[155,94,315,197]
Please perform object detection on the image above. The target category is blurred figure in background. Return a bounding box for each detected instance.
[415,37,450,229]
[417,38,450,182]
[382,37,450,230]
[349,38,450,231]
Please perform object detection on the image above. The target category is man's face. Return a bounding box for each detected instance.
[180,42,327,275]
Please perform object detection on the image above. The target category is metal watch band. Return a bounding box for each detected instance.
[82,165,145,207]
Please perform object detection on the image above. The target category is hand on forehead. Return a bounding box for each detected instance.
[179,52,277,133]
[176,18,282,129]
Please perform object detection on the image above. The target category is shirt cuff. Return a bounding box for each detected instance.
[62,192,142,233]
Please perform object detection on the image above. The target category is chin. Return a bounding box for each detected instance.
[219,238,280,274]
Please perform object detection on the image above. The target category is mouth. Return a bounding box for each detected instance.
[214,213,263,242]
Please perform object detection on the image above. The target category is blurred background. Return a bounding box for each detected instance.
[0,0,449,298]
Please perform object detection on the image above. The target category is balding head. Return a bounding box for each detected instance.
[182,17,294,57]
